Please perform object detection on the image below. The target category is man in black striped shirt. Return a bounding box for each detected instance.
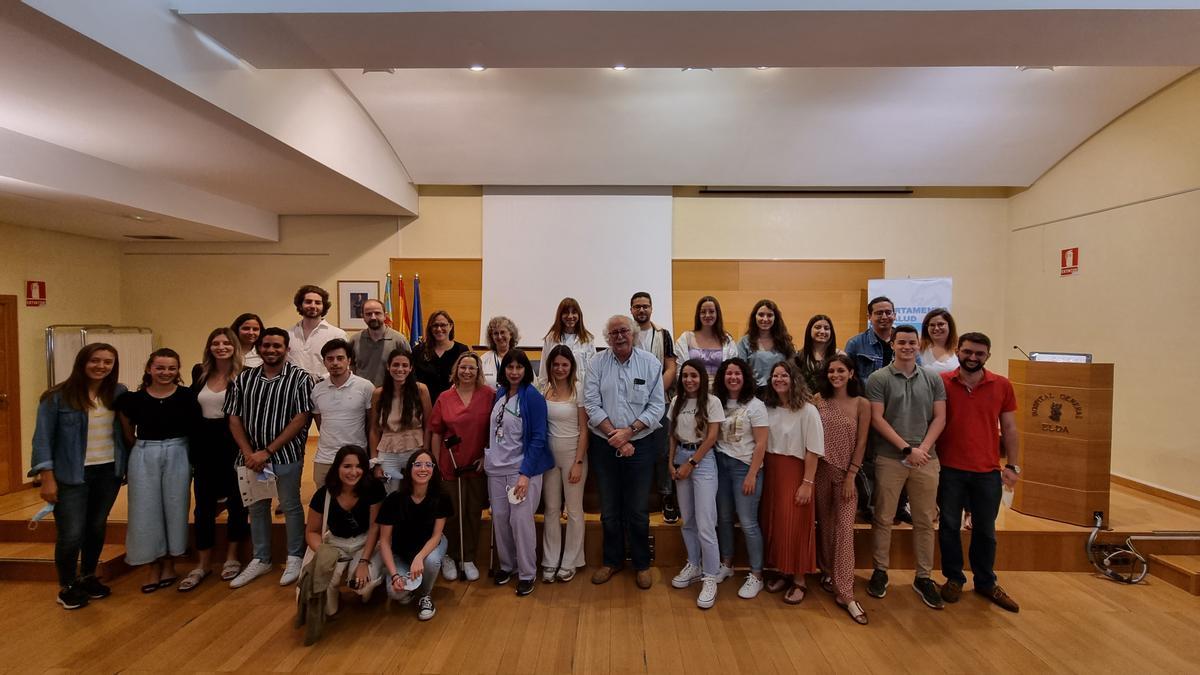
[225,327,314,589]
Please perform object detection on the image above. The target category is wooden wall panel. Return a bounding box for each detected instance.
[672,260,883,348]
[389,259,483,348]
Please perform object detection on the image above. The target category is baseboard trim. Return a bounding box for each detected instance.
[1111,474,1200,511]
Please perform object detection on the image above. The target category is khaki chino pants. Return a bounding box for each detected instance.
[872,455,940,579]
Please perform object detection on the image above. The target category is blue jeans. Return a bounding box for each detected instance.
[650,415,674,497]
[249,460,306,562]
[388,535,447,599]
[53,463,122,587]
[938,466,1002,589]
[715,452,764,573]
[589,432,656,570]
[674,445,720,577]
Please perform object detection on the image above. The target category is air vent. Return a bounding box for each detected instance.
[123,234,183,240]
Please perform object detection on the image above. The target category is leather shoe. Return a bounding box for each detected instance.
[941,580,962,604]
[636,569,653,590]
[591,566,620,585]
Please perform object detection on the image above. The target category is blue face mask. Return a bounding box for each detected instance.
[29,502,55,530]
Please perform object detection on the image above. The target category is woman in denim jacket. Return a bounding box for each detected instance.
[30,343,127,610]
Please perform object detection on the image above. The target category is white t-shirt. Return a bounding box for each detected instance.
[920,348,960,374]
[197,383,227,420]
[672,394,726,444]
[545,382,585,439]
[766,404,826,460]
[717,397,769,464]
[310,373,375,464]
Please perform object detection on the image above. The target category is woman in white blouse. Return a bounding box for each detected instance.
[481,316,519,388]
[919,308,959,374]
[538,298,596,385]
[538,345,589,583]
[760,361,825,605]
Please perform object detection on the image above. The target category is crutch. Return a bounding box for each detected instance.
[443,433,467,576]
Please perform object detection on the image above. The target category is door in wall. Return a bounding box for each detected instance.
[0,296,21,495]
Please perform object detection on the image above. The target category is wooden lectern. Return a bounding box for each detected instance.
[1009,360,1114,528]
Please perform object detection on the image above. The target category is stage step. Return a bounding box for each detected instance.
[1147,554,1200,595]
[0,542,130,582]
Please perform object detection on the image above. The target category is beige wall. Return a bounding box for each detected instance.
[1008,70,1200,500]
[0,221,124,478]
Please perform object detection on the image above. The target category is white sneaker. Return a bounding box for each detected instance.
[462,562,480,581]
[542,567,556,583]
[229,558,272,589]
[279,555,303,586]
[671,562,703,589]
[697,576,718,609]
[738,574,764,599]
[442,557,459,581]
[715,564,734,583]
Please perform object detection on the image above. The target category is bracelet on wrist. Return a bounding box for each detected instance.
[803,478,815,485]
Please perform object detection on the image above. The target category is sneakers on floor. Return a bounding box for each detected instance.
[57,584,89,610]
[77,575,111,599]
[442,557,459,581]
[737,574,764,599]
[715,564,734,583]
[516,579,535,596]
[462,561,480,581]
[417,595,436,620]
[913,577,945,610]
[494,569,513,585]
[662,493,681,524]
[866,569,889,599]
[542,567,556,583]
[697,577,718,609]
[977,584,1020,613]
[556,567,576,582]
[279,555,303,586]
[229,558,272,589]
[671,562,703,589]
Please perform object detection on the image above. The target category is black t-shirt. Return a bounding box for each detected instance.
[115,387,200,440]
[414,342,469,403]
[309,481,386,539]
[375,489,454,563]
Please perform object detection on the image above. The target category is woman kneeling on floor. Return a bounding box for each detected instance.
[377,450,453,620]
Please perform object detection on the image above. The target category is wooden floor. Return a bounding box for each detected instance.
[2,567,1199,673]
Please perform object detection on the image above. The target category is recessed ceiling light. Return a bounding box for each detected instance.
[468,64,486,72]
[362,68,395,75]
[612,65,627,71]
[755,66,770,70]
[1016,65,1055,72]
[681,67,713,72]
[125,214,159,223]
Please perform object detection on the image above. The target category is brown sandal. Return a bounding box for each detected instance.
[765,577,790,594]
[783,584,807,605]
[840,600,868,624]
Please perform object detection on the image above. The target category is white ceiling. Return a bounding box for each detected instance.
[337,66,1189,186]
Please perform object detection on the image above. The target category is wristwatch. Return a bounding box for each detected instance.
[1004,463,1021,475]
[901,446,913,456]
[688,458,699,467]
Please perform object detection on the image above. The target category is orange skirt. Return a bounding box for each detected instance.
[761,453,817,576]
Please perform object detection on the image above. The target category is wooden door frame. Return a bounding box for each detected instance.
[0,296,22,495]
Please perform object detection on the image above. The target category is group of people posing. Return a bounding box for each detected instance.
[31,284,1020,639]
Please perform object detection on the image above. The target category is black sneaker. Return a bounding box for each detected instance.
[913,577,945,610]
[515,579,535,597]
[866,569,888,598]
[77,575,111,599]
[494,569,513,586]
[57,584,89,610]
[662,493,681,524]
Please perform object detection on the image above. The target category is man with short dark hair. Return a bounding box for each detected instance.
[630,291,680,523]
[225,327,314,589]
[309,339,374,489]
[585,315,666,590]
[864,324,946,609]
[347,298,409,386]
[937,332,1021,612]
[288,284,347,380]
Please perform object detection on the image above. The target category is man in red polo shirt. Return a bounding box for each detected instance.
[937,332,1021,612]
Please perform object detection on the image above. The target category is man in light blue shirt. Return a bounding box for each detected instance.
[584,315,665,590]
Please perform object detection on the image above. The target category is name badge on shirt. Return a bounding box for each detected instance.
[633,378,646,385]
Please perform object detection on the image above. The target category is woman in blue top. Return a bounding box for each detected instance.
[737,299,797,391]
[486,349,553,597]
[30,343,127,610]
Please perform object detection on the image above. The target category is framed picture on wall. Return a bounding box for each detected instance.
[337,280,379,330]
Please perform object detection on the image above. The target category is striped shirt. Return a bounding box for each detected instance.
[224,362,314,465]
[84,403,115,466]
